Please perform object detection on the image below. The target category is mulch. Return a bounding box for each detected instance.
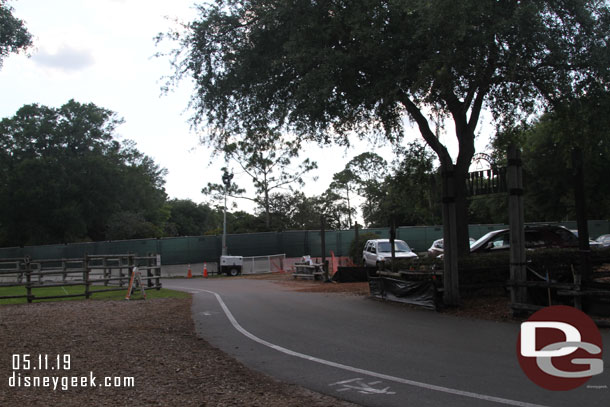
[0,297,354,407]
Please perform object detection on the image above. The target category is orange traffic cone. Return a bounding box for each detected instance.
[187,264,192,278]
[203,262,208,278]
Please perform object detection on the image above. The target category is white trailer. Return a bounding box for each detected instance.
[220,255,243,276]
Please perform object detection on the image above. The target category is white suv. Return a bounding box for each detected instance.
[362,239,418,268]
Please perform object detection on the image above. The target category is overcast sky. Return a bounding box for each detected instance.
[1,0,490,216]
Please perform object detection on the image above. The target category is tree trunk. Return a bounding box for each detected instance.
[453,170,471,256]
[263,172,271,230]
[441,166,459,306]
[264,192,270,230]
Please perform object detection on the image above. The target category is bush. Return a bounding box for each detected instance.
[392,247,610,285]
[348,232,380,265]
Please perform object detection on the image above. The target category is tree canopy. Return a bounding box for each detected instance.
[0,100,168,245]
[202,131,317,229]
[0,2,32,69]
[364,142,441,227]
[485,90,610,224]
[265,190,350,230]
[161,0,610,254]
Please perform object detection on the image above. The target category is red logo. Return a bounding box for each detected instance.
[517,305,604,390]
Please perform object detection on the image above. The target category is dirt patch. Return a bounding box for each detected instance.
[243,272,371,295]
[441,295,515,322]
[0,298,355,407]
[243,272,610,325]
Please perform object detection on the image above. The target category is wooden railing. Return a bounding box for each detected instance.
[0,254,161,303]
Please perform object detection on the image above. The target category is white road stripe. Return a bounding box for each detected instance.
[177,286,548,407]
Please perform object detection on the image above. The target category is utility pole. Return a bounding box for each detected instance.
[221,169,233,256]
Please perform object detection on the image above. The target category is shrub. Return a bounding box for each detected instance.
[348,232,380,265]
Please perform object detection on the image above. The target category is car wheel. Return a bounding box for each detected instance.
[228,268,239,277]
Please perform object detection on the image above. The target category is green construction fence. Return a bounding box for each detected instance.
[1,220,608,265]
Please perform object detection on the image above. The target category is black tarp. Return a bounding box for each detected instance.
[332,267,372,282]
[368,276,438,310]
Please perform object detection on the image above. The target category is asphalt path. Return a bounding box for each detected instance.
[163,278,610,407]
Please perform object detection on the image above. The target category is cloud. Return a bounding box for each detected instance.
[32,44,95,72]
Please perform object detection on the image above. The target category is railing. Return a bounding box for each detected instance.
[466,167,507,197]
[0,254,161,303]
[241,254,286,274]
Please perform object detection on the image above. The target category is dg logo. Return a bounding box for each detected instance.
[517,305,604,390]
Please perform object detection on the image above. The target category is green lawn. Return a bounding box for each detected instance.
[0,284,189,304]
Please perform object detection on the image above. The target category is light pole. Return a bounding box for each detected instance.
[221,170,233,256]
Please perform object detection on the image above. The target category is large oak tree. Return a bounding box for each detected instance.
[161,0,610,255]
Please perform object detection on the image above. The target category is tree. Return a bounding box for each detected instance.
[202,132,317,229]
[365,142,442,227]
[0,2,32,69]
[265,190,350,230]
[489,91,610,223]
[329,152,388,227]
[226,210,266,233]
[328,169,356,228]
[164,199,218,236]
[161,0,610,257]
[0,100,168,245]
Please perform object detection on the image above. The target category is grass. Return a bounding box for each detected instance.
[0,284,189,305]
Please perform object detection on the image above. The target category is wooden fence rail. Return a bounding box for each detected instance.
[0,254,161,303]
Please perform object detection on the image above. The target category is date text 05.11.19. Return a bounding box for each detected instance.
[12,354,71,371]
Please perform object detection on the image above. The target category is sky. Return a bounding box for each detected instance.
[1,0,491,216]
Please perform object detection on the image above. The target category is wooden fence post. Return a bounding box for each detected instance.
[103,257,108,286]
[155,254,161,290]
[118,257,125,287]
[508,146,527,309]
[390,218,397,273]
[83,255,91,299]
[25,258,33,303]
[147,254,153,288]
[572,147,591,287]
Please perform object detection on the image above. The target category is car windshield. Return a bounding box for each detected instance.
[378,241,411,253]
[470,230,505,251]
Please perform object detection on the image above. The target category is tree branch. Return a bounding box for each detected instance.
[399,91,453,168]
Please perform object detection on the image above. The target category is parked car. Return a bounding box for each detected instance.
[469,225,578,253]
[570,229,603,249]
[594,234,610,248]
[363,239,418,268]
[427,237,476,257]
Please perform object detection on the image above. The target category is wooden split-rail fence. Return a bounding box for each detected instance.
[0,254,161,303]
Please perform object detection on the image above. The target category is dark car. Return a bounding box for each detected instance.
[469,225,578,253]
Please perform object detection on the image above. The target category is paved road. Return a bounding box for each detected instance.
[163,278,610,407]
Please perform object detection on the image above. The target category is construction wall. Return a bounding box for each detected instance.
[1,220,608,266]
